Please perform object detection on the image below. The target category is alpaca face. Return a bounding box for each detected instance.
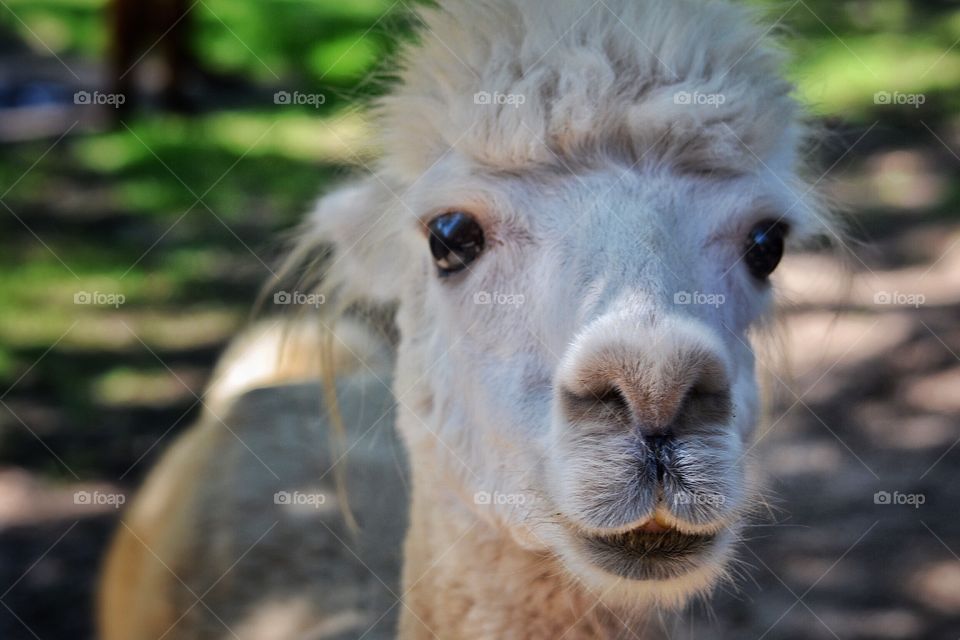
[308,0,830,613]
[377,157,814,607]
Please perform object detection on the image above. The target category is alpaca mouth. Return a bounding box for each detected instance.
[577,524,719,581]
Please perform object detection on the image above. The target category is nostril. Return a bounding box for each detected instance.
[559,344,733,434]
[561,384,633,426]
[596,385,631,416]
[674,379,733,431]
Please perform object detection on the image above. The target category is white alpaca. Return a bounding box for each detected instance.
[99,0,830,638]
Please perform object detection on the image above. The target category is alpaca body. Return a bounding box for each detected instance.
[98,324,404,640]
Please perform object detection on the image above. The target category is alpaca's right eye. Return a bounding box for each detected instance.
[744,219,788,280]
[428,211,485,276]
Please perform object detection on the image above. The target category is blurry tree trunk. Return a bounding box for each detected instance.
[109,0,197,113]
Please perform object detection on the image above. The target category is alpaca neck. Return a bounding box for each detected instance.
[396,470,640,639]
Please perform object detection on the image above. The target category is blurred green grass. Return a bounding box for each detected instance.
[3,0,400,82]
[0,0,959,474]
[0,0,410,472]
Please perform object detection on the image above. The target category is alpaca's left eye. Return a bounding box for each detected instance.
[744,219,788,280]
[428,211,485,276]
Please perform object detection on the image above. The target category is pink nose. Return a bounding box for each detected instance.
[558,322,732,437]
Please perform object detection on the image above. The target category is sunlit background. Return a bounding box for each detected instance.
[0,0,958,638]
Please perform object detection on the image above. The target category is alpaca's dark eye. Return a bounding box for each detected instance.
[744,219,788,280]
[428,211,485,276]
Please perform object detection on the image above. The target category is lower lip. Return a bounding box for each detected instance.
[578,528,719,581]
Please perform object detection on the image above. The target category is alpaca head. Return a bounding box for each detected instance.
[306,0,829,611]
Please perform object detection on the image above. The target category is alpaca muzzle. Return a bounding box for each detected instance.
[547,313,746,581]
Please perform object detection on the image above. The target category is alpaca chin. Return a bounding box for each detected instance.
[555,527,737,610]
